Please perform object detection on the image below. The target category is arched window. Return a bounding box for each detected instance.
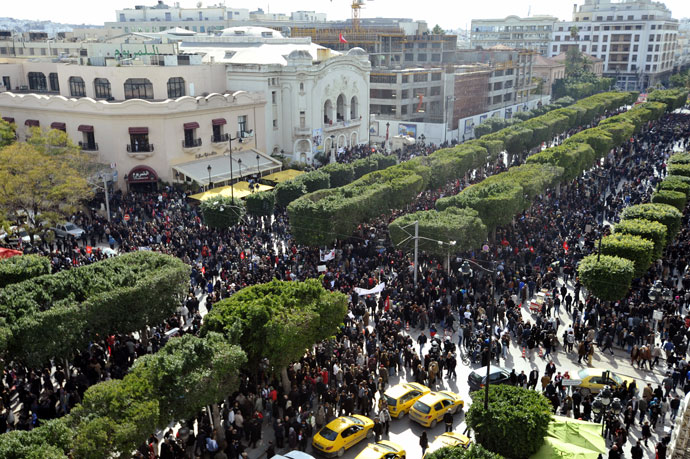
[69,76,86,97]
[124,78,153,100]
[93,78,112,99]
[336,94,345,121]
[323,100,333,125]
[27,72,47,91]
[350,96,359,119]
[167,77,185,98]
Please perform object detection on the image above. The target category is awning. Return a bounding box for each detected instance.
[172,149,282,186]
[261,169,306,184]
[50,122,66,130]
[530,417,607,459]
[126,165,158,183]
[128,127,148,135]
[0,248,23,259]
[189,182,275,201]
[212,118,227,126]
[2,117,14,124]
[183,122,200,130]
[78,124,94,132]
[25,119,39,127]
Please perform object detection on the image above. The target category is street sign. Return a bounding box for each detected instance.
[561,379,583,386]
[124,214,130,222]
[652,310,664,321]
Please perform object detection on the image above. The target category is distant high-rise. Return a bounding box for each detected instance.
[470,15,559,56]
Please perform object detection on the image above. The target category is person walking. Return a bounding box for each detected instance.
[378,406,391,436]
[443,410,453,433]
[420,431,429,456]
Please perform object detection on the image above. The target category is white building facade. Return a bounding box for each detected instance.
[548,0,679,90]
[470,15,559,56]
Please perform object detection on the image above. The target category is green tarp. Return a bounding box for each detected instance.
[530,416,608,459]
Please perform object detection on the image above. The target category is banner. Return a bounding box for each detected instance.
[320,249,335,262]
[312,128,324,154]
[398,123,417,138]
[354,282,385,296]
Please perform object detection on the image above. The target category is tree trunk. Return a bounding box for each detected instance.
[211,403,226,443]
[140,327,149,349]
[281,366,291,393]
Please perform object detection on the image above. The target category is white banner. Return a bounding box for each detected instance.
[354,282,385,296]
[317,265,327,272]
[320,249,335,262]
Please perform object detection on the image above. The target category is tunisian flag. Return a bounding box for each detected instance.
[339,33,348,44]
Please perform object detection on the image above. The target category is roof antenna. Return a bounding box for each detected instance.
[527,5,531,17]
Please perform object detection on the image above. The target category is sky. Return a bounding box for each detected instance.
[4,0,690,30]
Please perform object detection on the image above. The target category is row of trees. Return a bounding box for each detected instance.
[0,273,348,458]
[578,148,689,301]
[289,91,639,247]
[0,254,50,288]
[473,96,575,138]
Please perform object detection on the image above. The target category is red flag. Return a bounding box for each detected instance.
[86,246,92,254]
[339,33,348,44]
[240,251,245,260]
[563,240,569,253]
[529,246,534,253]
[384,296,390,311]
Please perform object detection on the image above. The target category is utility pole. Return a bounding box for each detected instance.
[100,173,111,222]
[413,220,419,288]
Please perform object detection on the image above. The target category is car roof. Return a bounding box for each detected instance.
[386,382,428,397]
[283,451,316,459]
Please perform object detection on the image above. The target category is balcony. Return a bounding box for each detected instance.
[211,133,229,143]
[182,138,202,148]
[127,143,154,158]
[79,141,99,151]
[294,126,311,136]
[323,118,362,132]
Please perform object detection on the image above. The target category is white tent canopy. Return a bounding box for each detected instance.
[172,149,281,186]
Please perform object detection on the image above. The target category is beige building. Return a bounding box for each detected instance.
[532,55,566,95]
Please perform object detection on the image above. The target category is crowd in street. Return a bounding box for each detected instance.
[1,107,690,459]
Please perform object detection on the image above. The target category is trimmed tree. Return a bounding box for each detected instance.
[245,190,275,217]
[621,203,682,241]
[0,254,51,288]
[600,234,654,278]
[320,162,355,188]
[668,163,690,178]
[651,189,687,211]
[200,196,245,228]
[613,219,667,260]
[577,254,635,301]
[466,385,552,459]
[426,444,504,459]
[657,175,690,198]
[275,179,307,207]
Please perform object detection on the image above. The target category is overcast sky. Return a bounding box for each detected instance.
[5,0,690,29]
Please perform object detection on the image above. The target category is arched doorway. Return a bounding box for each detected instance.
[323,100,334,125]
[350,96,359,120]
[126,165,158,192]
[337,134,347,149]
[350,131,359,147]
[336,94,346,122]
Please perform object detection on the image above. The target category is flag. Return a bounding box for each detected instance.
[339,33,347,44]
[320,249,335,262]
[384,295,390,311]
[563,240,569,253]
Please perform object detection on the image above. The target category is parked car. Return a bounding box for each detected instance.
[355,441,405,459]
[52,222,85,239]
[273,451,316,459]
[383,382,430,418]
[576,368,636,396]
[467,366,512,392]
[424,432,471,458]
[312,415,374,457]
[0,226,40,246]
[409,391,464,428]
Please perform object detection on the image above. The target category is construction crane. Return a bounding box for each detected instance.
[331,0,373,32]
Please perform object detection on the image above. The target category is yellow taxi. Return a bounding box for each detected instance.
[383,382,431,419]
[576,368,636,396]
[423,432,471,458]
[354,440,406,459]
[409,390,464,428]
[312,415,374,457]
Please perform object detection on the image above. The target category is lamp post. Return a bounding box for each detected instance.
[385,122,390,152]
[591,385,622,435]
[460,258,497,410]
[256,154,261,179]
[237,158,243,183]
[226,134,243,200]
[329,134,336,163]
[207,164,212,191]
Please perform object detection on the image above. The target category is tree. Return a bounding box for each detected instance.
[0,129,94,242]
[0,254,51,288]
[432,24,446,35]
[201,278,348,390]
[577,254,635,302]
[426,444,503,459]
[200,196,245,228]
[613,218,667,261]
[466,385,552,458]
[0,117,15,148]
[600,234,654,279]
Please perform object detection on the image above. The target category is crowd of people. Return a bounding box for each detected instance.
[1,106,689,459]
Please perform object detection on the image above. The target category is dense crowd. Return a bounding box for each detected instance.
[1,108,690,459]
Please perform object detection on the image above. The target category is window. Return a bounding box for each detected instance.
[552,45,557,52]
[404,53,414,61]
[69,76,86,97]
[238,115,248,135]
[124,78,153,100]
[28,72,47,91]
[413,73,428,83]
[431,54,441,62]
[417,43,427,49]
[431,73,442,81]
[271,91,277,104]
[167,77,185,98]
[94,78,111,99]
[592,45,598,52]
[49,72,59,92]
[272,119,278,129]
[299,82,304,91]
[417,53,427,61]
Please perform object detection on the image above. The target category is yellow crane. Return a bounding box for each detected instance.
[332,0,373,31]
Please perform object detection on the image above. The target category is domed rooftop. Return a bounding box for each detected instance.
[288,49,313,60]
[346,47,367,56]
[219,26,284,38]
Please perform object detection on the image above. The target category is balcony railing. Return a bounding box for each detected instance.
[79,141,99,151]
[127,143,154,153]
[211,133,229,143]
[182,138,202,148]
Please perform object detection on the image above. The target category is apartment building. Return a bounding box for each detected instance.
[470,15,559,56]
[548,0,679,90]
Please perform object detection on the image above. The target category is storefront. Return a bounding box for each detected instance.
[125,165,158,192]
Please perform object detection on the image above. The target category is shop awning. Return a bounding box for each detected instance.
[0,248,23,259]
[189,182,275,201]
[2,117,14,124]
[172,149,282,186]
[183,122,200,130]
[128,127,148,135]
[126,165,158,183]
[261,169,306,184]
[78,124,94,132]
[25,119,39,127]
[212,118,227,126]
[50,122,66,130]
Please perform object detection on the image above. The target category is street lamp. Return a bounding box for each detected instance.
[592,385,622,434]
[256,154,261,179]
[437,240,456,275]
[419,133,426,147]
[226,134,243,200]
[207,164,212,191]
[237,158,243,181]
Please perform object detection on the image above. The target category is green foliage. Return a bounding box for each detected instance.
[436,181,524,232]
[526,142,596,182]
[566,128,614,158]
[426,144,488,189]
[389,207,487,256]
[0,254,51,288]
[245,190,275,217]
[352,156,380,179]
[0,117,14,148]
[621,203,683,241]
[320,162,355,188]
[577,254,635,301]
[613,218,667,261]
[300,170,330,192]
[668,163,690,178]
[202,278,347,372]
[552,70,614,100]
[0,252,190,367]
[274,179,307,207]
[483,164,563,202]
[0,418,74,459]
[670,70,690,89]
[600,233,654,278]
[669,152,690,164]
[466,385,552,459]
[651,189,687,212]
[657,175,690,198]
[647,88,689,111]
[425,444,504,459]
[200,196,245,228]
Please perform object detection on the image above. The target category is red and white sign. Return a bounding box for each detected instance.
[124,214,130,222]
[86,246,92,254]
